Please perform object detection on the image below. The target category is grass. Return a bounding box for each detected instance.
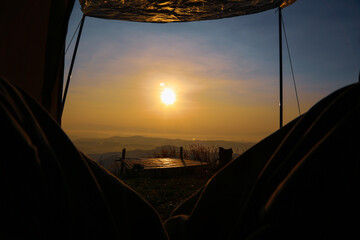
[121,174,209,220]
[151,144,219,163]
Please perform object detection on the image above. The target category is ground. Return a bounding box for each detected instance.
[121,173,211,220]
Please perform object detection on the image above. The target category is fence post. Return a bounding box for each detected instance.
[180,146,184,161]
[122,148,126,160]
[218,147,233,168]
[121,148,126,176]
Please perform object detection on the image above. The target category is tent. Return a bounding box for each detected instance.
[1,0,359,239]
[0,1,74,123]
[79,0,296,22]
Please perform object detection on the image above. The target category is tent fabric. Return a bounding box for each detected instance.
[0,76,168,239]
[0,0,74,124]
[165,82,360,239]
[80,0,296,23]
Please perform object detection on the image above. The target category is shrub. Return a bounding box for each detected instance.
[152,144,218,163]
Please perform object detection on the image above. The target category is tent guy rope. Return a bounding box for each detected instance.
[61,14,86,117]
[282,14,301,116]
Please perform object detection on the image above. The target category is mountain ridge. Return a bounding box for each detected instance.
[73,135,254,154]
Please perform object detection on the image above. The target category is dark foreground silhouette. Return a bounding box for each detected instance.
[166,80,360,239]
[0,76,167,239]
[1,76,359,239]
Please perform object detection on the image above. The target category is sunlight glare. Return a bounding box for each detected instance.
[161,88,176,105]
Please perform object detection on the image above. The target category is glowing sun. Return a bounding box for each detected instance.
[161,88,176,105]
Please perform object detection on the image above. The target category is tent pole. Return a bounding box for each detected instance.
[279,7,283,128]
[61,14,86,117]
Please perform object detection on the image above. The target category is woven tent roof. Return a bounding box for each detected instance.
[80,0,296,23]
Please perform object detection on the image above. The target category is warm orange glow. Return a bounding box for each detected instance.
[161,88,176,105]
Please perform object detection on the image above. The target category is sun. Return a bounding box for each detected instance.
[161,88,176,105]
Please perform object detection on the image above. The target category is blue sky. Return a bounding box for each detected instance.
[63,0,360,142]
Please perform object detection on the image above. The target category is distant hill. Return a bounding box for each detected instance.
[74,135,254,155]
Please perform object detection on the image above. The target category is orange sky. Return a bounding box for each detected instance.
[61,41,315,141]
[62,0,359,142]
